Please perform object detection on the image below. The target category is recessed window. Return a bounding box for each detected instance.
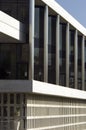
[34,7,44,81]
[0,44,29,80]
[59,23,66,86]
[48,16,56,84]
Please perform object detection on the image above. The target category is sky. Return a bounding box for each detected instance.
[56,0,86,28]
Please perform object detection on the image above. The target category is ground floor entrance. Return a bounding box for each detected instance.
[0,93,26,130]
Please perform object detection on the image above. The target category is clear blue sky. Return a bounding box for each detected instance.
[56,0,86,28]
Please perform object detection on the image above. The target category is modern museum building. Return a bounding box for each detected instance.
[0,0,86,130]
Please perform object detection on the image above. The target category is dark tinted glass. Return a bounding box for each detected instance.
[0,44,29,79]
[85,41,86,90]
[3,94,8,104]
[48,16,56,84]
[34,7,44,81]
[69,30,75,88]
[59,23,66,86]
[10,94,14,104]
[78,35,82,90]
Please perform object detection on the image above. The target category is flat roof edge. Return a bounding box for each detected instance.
[42,0,86,36]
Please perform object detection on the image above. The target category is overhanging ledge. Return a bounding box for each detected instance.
[0,80,86,100]
[0,11,26,43]
[33,80,86,100]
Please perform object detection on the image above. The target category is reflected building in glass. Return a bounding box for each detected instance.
[0,0,86,130]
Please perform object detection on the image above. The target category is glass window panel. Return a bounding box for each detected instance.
[85,41,86,90]
[3,107,8,117]
[10,107,14,117]
[78,35,82,90]
[3,94,8,104]
[48,16,56,84]
[16,107,21,117]
[34,7,44,81]
[59,23,66,86]
[10,94,14,104]
[0,44,29,80]
[69,30,75,88]
[16,94,20,104]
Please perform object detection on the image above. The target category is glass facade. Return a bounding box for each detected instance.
[85,41,86,90]
[69,30,75,88]
[34,7,44,81]
[0,0,85,91]
[0,44,29,79]
[48,16,56,84]
[78,35,82,90]
[59,23,66,86]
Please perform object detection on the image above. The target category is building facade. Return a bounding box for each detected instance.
[0,0,86,130]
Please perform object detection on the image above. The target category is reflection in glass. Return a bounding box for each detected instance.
[16,107,20,117]
[10,94,14,104]
[3,94,8,104]
[78,35,82,90]
[48,16,56,84]
[3,107,7,117]
[69,30,75,88]
[34,7,44,81]
[16,94,20,104]
[10,107,14,117]
[0,44,29,80]
[59,23,66,86]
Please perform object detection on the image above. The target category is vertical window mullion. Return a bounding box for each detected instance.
[29,0,35,80]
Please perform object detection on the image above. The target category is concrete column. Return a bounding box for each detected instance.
[74,30,78,89]
[29,0,35,80]
[44,5,48,82]
[82,35,85,90]
[66,23,69,87]
[56,15,60,85]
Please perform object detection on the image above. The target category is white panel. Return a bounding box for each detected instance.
[0,11,26,42]
[33,80,86,100]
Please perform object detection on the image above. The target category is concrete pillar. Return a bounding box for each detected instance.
[44,5,48,82]
[29,0,35,80]
[82,35,85,90]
